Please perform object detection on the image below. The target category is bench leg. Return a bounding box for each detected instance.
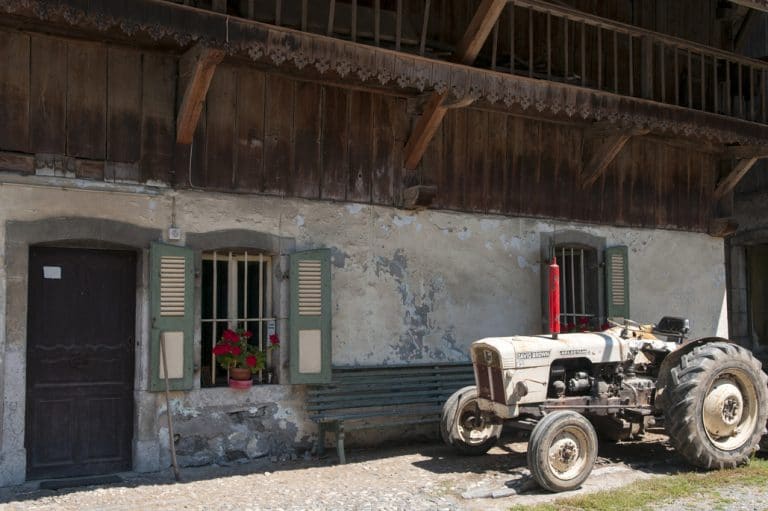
[316,423,326,457]
[336,424,346,465]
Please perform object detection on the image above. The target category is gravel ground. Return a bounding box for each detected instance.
[0,432,765,511]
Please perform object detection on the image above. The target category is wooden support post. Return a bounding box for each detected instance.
[713,157,760,199]
[403,0,507,170]
[176,44,225,145]
[581,127,649,188]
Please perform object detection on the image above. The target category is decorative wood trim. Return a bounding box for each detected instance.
[176,44,225,145]
[581,128,649,188]
[714,157,760,199]
[403,0,507,170]
[3,0,768,149]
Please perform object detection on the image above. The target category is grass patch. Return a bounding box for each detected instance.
[509,458,768,511]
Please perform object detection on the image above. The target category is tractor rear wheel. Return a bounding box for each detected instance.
[440,385,501,455]
[664,342,768,469]
[527,411,598,493]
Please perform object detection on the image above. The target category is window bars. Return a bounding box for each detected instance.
[202,251,274,385]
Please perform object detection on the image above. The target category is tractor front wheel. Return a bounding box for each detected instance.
[527,411,598,493]
[440,385,501,455]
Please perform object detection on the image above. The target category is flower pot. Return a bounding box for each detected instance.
[229,367,253,389]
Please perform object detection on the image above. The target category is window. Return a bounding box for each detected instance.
[555,245,599,331]
[201,250,275,386]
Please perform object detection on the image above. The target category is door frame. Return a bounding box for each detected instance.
[1,217,161,484]
[726,228,768,362]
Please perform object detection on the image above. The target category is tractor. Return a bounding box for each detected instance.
[440,317,768,492]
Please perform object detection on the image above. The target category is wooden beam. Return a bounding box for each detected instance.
[714,157,760,199]
[403,0,507,170]
[581,128,649,188]
[723,144,768,160]
[176,44,225,145]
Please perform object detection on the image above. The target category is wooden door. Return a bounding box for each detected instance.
[26,247,136,479]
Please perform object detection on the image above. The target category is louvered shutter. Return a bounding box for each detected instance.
[149,242,195,391]
[289,249,331,384]
[605,245,630,320]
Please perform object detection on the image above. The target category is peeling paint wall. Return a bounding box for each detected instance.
[0,181,727,483]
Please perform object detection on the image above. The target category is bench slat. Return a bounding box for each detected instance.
[308,378,475,398]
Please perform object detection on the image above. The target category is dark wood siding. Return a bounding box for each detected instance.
[0,29,720,232]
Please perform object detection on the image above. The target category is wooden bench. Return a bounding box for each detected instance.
[307,362,475,464]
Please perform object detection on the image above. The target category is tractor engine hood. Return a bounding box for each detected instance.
[471,332,626,370]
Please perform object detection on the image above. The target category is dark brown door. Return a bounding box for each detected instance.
[26,247,136,479]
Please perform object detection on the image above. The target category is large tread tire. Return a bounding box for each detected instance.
[527,411,598,493]
[440,385,501,456]
[664,342,768,469]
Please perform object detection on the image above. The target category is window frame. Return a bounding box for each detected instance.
[540,231,607,332]
[200,250,276,386]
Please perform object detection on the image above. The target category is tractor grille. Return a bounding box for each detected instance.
[473,347,506,405]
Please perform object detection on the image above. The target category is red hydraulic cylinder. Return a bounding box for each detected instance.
[549,257,560,339]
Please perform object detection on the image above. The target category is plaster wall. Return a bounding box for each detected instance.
[0,181,727,484]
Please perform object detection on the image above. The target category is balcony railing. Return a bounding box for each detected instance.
[169,0,768,124]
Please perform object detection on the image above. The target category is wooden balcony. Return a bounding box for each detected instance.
[168,0,768,126]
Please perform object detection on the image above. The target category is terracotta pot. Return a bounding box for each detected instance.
[229,367,253,381]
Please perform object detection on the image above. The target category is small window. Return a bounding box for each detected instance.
[201,250,275,387]
[556,245,599,332]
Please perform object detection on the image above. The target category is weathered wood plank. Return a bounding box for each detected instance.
[486,111,507,214]
[176,44,225,145]
[518,120,541,217]
[422,110,444,208]
[293,81,322,199]
[505,116,524,214]
[264,73,294,195]
[30,34,66,155]
[0,151,34,174]
[107,47,142,166]
[321,86,348,201]
[347,91,374,203]
[372,95,407,206]
[443,109,467,210]
[67,40,107,162]
[141,53,176,183]
[234,68,265,191]
[0,30,30,153]
[466,109,488,212]
[204,66,237,189]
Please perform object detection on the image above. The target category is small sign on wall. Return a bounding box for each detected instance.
[43,266,62,280]
[267,320,276,338]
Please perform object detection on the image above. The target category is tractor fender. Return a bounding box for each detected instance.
[654,336,733,412]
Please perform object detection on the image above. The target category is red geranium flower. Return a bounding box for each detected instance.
[269,334,280,346]
[245,355,257,367]
[212,344,228,356]
[230,345,242,356]
[243,330,253,339]
[222,329,239,343]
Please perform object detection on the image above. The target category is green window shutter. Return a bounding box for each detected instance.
[149,242,195,391]
[289,249,332,384]
[605,245,630,320]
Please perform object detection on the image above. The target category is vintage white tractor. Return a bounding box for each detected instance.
[441,317,768,492]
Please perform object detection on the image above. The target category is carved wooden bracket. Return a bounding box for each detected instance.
[176,44,226,145]
[403,0,507,170]
[581,127,649,188]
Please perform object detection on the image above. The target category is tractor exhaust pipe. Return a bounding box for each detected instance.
[549,257,560,339]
